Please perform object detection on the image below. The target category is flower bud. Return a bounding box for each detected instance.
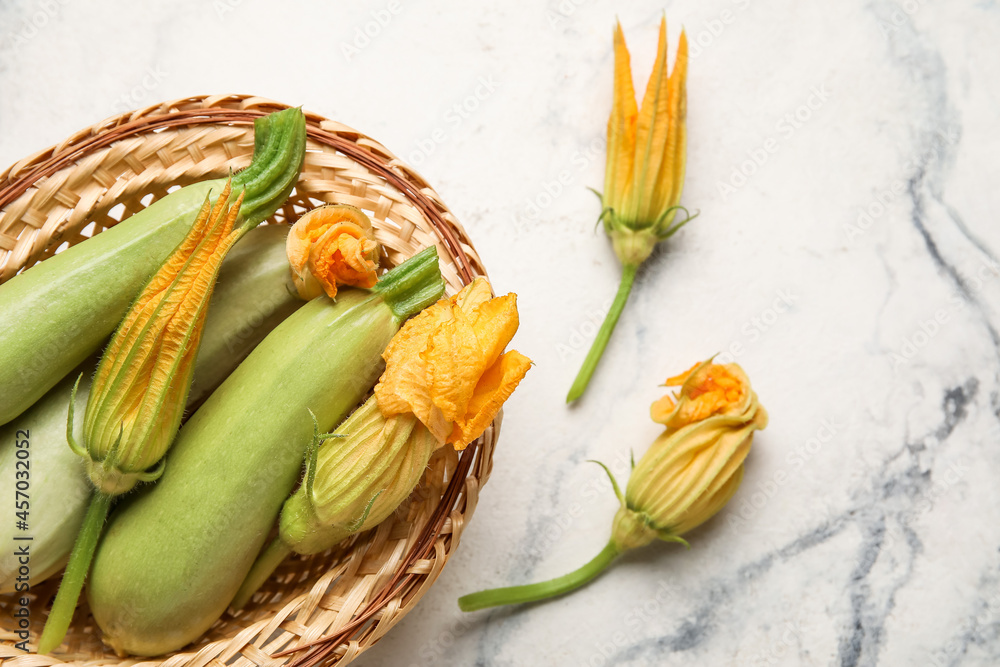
[286,204,380,300]
[601,18,692,265]
[611,360,767,550]
[459,358,766,613]
[279,396,438,555]
[74,182,245,495]
[566,18,693,402]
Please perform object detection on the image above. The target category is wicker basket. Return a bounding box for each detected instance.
[0,94,496,666]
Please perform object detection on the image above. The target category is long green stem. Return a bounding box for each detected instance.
[458,540,620,611]
[231,537,293,610]
[38,491,113,654]
[567,263,638,403]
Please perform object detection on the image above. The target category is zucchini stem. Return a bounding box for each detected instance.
[230,107,307,227]
[567,263,638,403]
[37,491,113,654]
[231,537,293,610]
[458,540,620,611]
[374,246,446,322]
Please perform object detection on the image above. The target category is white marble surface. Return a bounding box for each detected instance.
[2,0,999,665]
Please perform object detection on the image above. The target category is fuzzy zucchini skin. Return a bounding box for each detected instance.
[187,224,299,407]
[0,108,306,426]
[88,291,402,656]
[0,225,302,593]
[0,178,225,426]
[0,370,92,592]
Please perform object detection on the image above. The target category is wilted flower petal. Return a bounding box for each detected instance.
[375,277,530,449]
[650,360,749,429]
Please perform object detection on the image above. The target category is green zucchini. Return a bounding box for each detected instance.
[188,224,300,406]
[0,108,306,426]
[87,247,444,656]
[0,224,302,593]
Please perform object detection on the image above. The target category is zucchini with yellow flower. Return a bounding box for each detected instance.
[0,223,302,594]
[0,107,306,426]
[232,277,532,609]
[39,179,280,652]
[87,246,445,657]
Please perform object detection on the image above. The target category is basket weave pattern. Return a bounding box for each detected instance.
[0,95,496,666]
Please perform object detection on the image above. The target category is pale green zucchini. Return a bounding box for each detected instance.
[0,224,302,593]
[87,247,444,656]
[0,108,306,426]
[188,224,300,406]
[0,368,91,594]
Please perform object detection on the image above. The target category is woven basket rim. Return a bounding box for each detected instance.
[0,102,477,284]
[0,94,494,667]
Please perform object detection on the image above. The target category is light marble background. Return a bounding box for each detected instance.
[1,0,998,665]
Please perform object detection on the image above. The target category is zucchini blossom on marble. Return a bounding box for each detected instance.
[568,18,694,402]
[233,277,531,608]
[459,359,766,612]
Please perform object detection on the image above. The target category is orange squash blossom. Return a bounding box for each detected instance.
[568,17,693,402]
[460,358,766,612]
[233,275,532,609]
[375,277,532,450]
[286,205,380,300]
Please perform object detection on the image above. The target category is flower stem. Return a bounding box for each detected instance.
[38,491,113,654]
[458,540,620,611]
[231,537,293,610]
[567,263,638,403]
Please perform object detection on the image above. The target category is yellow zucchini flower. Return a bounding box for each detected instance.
[286,204,380,300]
[77,181,246,495]
[603,16,689,265]
[460,359,766,612]
[568,17,693,402]
[375,276,532,450]
[613,360,768,548]
[41,181,250,653]
[233,276,531,609]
